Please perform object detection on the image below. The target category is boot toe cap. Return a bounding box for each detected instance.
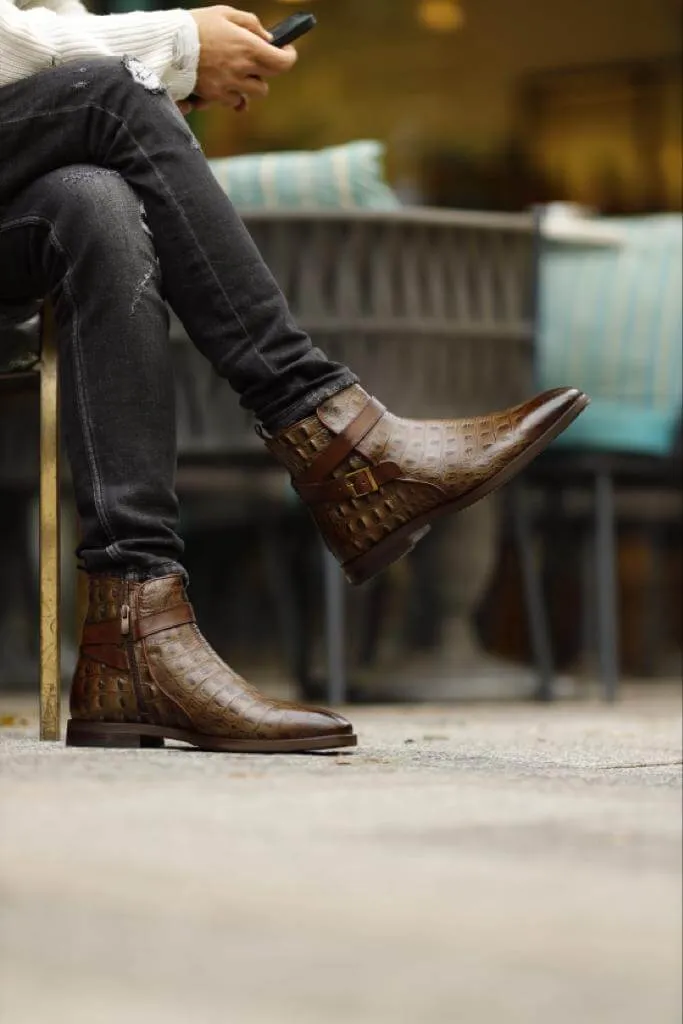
[277,706,354,740]
[519,386,589,440]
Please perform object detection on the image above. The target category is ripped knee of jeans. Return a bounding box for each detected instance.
[121,54,202,151]
[121,55,167,95]
[60,166,118,187]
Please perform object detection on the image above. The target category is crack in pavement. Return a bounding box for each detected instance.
[600,761,683,770]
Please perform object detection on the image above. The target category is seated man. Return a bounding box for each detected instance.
[0,1,587,753]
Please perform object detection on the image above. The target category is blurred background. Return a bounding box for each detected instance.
[112,0,683,213]
[1,0,681,702]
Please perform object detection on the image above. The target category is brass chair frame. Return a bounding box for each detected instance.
[0,305,61,739]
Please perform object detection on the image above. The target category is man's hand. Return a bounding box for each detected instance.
[189,6,298,107]
[177,98,209,116]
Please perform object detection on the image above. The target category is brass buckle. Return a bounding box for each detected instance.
[344,467,379,499]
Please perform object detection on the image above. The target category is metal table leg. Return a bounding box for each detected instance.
[511,485,556,701]
[322,544,346,705]
[595,470,619,701]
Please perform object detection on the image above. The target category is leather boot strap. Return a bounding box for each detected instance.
[295,397,399,503]
[82,602,195,645]
[133,604,196,641]
[296,461,401,504]
[297,398,386,484]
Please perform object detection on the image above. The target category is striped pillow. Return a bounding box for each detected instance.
[208,141,400,211]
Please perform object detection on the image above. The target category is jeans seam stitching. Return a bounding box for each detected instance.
[14,213,120,554]
[101,101,276,379]
[57,240,120,554]
[105,541,127,562]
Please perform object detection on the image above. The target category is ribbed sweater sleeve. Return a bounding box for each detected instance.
[0,0,199,99]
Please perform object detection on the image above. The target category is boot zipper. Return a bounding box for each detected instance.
[122,584,146,718]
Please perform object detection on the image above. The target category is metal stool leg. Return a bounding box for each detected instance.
[39,309,61,741]
[595,470,619,702]
[510,485,556,701]
[322,543,346,705]
[261,520,303,684]
[641,525,665,677]
[580,526,597,675]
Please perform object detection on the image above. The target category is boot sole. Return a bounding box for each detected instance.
[342,391,590,586]
[66,719,357,754]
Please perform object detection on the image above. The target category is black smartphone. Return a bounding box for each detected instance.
[269,12,317,48]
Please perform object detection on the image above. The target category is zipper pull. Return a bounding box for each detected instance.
[121,603,130,637]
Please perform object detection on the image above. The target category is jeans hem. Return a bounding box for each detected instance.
[264,373,359,433]
[81,562,188,584]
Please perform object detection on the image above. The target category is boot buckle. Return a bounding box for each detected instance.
[344,467,379,498]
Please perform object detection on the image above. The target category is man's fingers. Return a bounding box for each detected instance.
[178,96,211,113]
[258,43,298,77]
[238,75,269,99]
[244,35,299,75]
[227,8,271,41]
[218,90,248,111]
[228,92,249,113]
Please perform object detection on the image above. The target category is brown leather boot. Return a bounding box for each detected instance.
[67,574,356,752]
[265,384,588,585]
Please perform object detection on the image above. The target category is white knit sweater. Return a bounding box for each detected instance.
[1,0,198,99]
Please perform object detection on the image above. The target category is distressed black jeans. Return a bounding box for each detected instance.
[0,57,356,577]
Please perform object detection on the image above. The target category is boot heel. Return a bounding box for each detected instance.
[66,720,165,749]
[343,524,432,585]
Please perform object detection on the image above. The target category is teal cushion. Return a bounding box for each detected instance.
[538,214,683,456]
[553,398,680,455]
[208,141,400,211]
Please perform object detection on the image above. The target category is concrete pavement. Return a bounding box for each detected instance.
[1,686,681,1024]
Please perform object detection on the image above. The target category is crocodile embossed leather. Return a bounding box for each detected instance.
[67,574,356,753]
[266,384,589,584]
